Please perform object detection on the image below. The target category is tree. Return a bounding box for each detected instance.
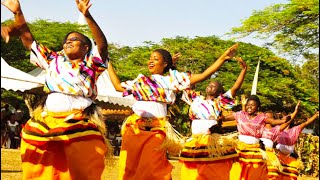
[228,0,319,64]
[109,35,318,118]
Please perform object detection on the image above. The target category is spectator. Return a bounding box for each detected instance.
[1,110,8,148]
[1,104,11,119]
[14,104,24,124]
[7,113,20,149]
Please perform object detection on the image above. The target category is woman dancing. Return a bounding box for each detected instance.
[107,44,239,179]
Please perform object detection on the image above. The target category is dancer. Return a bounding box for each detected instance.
[222,95,293,180]
[1,0,112,179]
[261,101,300,180]
[179,57,247,180]
[276,111,319,180]
[107,44,239,179]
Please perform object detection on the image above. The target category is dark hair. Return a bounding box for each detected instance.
[246,95,261,109]
[63,31,92,53]
[153,49,176,73]
[289,120,296,128]
[213,81,225,96]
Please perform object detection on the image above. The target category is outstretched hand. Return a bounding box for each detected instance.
[76,0,92,16]
[295,100,301,111]
[1,0,21,14]
[172,52,181,65]
[1,26,11,43]
[221,43,239,61]
[234,57,247,69]
[241,94,247,106]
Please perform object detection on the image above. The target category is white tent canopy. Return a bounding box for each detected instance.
[95,69,136,107]
[28,67,136,107]
[1,57,43,92]
[1,57,135,107]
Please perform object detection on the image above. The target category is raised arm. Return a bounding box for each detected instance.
[76,0,108,62]
[172,52,181,65]
[241,95,247,111]
[279,116,294,131]
[299,111,319,130]
[107,62,124,92]
[266,101,300,127]
[1,0,34,49]
[230,57,247,97]
[190,43,238,85]
[288,100,300,120]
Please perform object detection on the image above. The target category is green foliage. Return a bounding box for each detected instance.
[228,0,319,63]
[296,133,319,177]
[109,35,318,127]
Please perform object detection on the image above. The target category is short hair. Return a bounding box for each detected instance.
[63,31,92,53]
[212,81,225,95]
[153,49,176,73]
[246,95,261,108]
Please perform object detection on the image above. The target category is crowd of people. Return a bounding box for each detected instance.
[1,104,25,149]
[1,0,318,180]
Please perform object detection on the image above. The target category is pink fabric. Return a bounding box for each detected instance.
[277,126,302,146]
[261,125,281,141]
[233,111,267,138]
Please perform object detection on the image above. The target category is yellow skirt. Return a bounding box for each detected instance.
[230,141,268,180]
[277,151,302,180]
[119,114,184,180]
[21,107,111,180]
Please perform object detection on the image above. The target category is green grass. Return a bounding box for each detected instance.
[1,149,317,180]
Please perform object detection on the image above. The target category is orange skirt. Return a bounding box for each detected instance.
[230,141,268,180]
[21,109,108,180]
[119,114,183,180]
[181,158,238,180]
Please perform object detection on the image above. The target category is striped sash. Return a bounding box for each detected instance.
[22,108,104,147]
[180,132,239,162]
[236,141,266,164]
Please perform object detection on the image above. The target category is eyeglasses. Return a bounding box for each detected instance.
[64,37,86,44]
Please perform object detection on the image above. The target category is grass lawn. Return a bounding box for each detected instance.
[1,149,317,180]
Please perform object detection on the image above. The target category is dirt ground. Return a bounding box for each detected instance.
[1,149,317,180]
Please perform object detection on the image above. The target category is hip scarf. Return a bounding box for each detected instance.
[236,141,267,164]
[229,141,268,180]
[180,132,239,162]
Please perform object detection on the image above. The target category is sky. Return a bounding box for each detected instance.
[1,0,288,48]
